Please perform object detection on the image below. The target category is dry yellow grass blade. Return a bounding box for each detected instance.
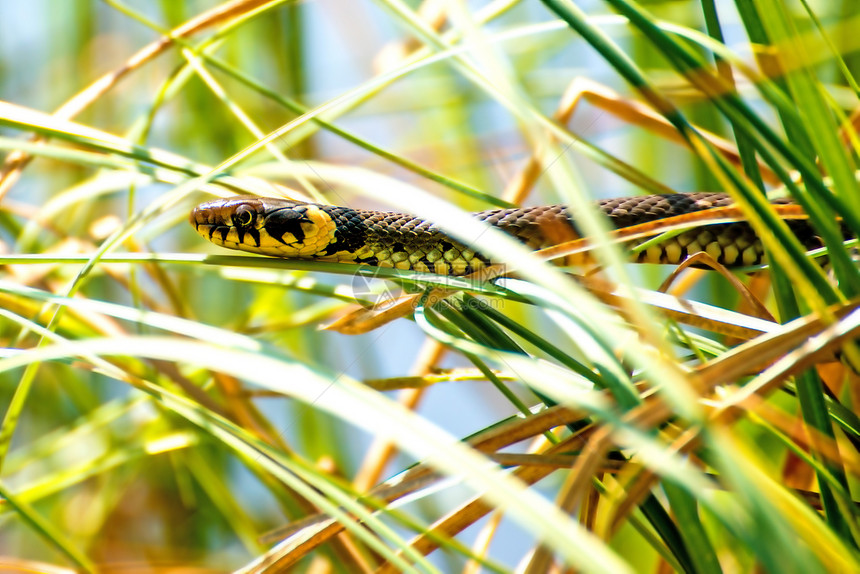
[352,338,445,492]
[375,432,603,574]
[362,368,515,392]
[258,404,589,547]
[503,77,780,204]
[697,299,860,388]
[0,0,282,200]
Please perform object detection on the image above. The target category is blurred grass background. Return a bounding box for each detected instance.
[1,0,860,572]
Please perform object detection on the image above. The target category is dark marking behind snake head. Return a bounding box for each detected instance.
[264,208,311,245]
[322,206,370,255]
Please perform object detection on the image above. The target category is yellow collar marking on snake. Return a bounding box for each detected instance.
[190,193,828,276]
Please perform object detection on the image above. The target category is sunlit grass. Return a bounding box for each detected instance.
[0,1,858,572]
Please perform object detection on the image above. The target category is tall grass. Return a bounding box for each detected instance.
[0,1,858,572]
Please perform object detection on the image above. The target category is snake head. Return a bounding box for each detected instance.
[190,195,337,258]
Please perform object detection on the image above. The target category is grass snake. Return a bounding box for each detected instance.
[190,193,836,276]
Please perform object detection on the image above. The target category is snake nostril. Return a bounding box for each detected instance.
[189,207,222,232]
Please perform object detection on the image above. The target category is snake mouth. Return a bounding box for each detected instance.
[189,210,229,248]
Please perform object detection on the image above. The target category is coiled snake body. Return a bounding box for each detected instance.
[190,193,829,276]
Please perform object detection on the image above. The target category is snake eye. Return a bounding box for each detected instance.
[233,206,256,228]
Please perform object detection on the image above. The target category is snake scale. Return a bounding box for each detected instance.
[190,193,833,276]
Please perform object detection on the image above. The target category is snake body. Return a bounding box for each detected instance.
[190,193,828,276]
